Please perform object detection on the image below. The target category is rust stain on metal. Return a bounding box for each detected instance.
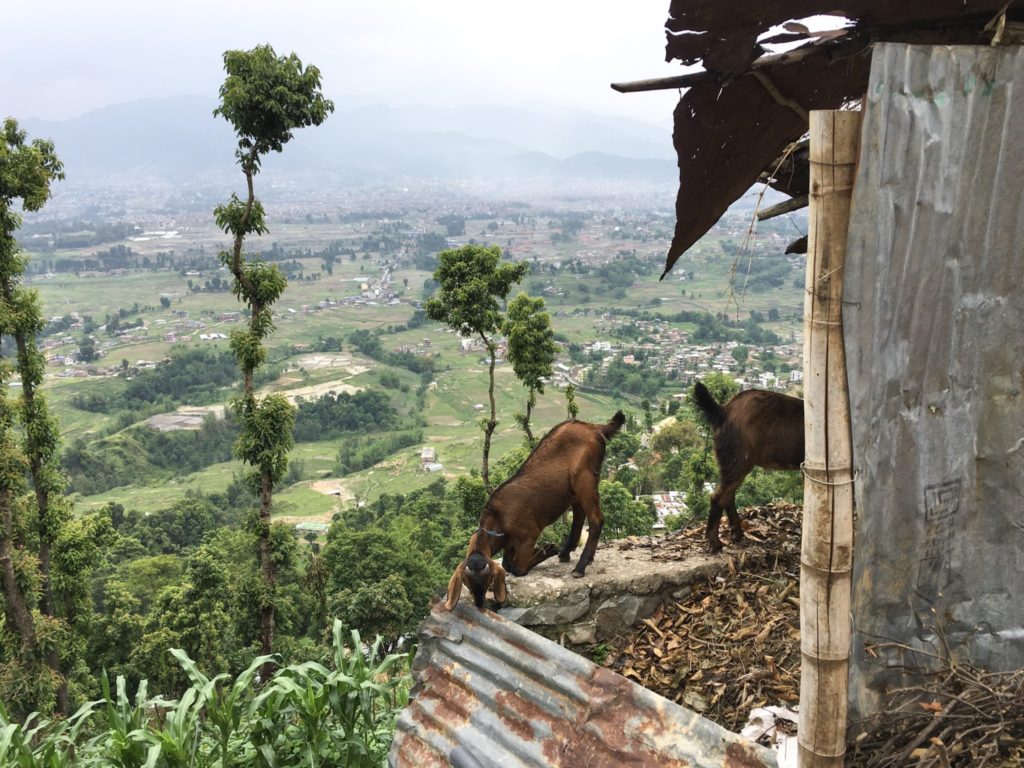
[389,603,776,767]
[725,741,771,768]
[392,731,448,768]
[412,665,475,727]
[495,690,538,742]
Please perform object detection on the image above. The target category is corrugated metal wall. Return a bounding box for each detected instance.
[845,43,1024,718]
[389,602,777,767]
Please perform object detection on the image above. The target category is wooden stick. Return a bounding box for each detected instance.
[800,109,861,768]
[751,71,810,122]
[757,194,809,221]
[610,71,721,93]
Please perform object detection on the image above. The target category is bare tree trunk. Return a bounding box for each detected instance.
[523,390,535,446]
[481,335,497,493]
[259,472,276,677]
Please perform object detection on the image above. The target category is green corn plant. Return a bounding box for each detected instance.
[92,673,162,768]
[324,622,410,767]
[0,699,97,767]
[0,622,412,767]
[171,648,275,768]
[132,685,206,768]
[249,620,411,768]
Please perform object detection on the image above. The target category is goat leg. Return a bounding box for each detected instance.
[559,504,586,562]
[725,500,744,543]
[507,540,559,576]
[572,518,603,577]
[706,497,725,553]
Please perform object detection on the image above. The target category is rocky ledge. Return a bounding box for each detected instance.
[500,525,773,644]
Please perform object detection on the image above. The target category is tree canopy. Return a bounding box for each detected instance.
[214,45,334,173]
[504,292,557,443]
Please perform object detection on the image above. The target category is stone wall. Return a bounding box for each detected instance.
[500,533,748,644]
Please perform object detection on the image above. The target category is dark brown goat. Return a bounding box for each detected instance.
[692,381,804,553]
[445,411,625,610]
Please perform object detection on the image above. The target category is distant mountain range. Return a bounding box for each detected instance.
[21,96,677,186]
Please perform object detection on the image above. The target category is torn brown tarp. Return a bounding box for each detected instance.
[660,0,1019,278]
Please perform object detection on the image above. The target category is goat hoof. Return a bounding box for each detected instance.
[707,540,723,554]
[730,530,745,543]
[571,568,586,578]
[558,553,571,563]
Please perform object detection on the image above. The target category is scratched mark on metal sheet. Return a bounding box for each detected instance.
[915,480,961,604]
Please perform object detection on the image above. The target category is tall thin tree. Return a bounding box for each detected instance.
[425,245,528,491]
[0,118,70,712]
[213,44,333,662]
[504,293,556,445]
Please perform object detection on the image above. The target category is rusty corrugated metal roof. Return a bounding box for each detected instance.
[389,601,777,768]
[659,0,1021,277]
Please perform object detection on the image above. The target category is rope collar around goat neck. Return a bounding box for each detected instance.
[477,525,504,538]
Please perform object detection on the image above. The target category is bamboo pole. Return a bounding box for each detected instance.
[799,110,860,767]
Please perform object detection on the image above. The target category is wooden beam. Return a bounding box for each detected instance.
[612,34,866,96]
[757,194,809,221]
[610,71,720,93]
[800,109,861,768]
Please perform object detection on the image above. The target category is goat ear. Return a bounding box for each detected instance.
[444,563,466,610]
[491,562,507,605]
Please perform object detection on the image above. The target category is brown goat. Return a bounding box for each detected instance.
[445,411,625,610]
[692,381,804,553]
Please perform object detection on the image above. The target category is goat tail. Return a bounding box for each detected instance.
[692,381,726,430]
[602,410,626,438]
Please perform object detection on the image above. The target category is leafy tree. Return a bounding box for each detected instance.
[130,546,240,695]
[425,245,528,490]
[599,480,656,538]
[564,383,579,421]
[214,43,333,664]
[322,526,443,639]
[650,419,701,457]
[0,117,79,714]
[303,550,329,640]
[735,466,803,508]
[690,371,739,423]
[77,334,98,363]
[330,574,415,655]
[504,293,556,444]
[605,428,640,470]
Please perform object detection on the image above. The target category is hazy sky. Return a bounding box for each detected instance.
[3,1,685,124]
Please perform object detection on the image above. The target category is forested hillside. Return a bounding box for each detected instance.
[0,42,808,765]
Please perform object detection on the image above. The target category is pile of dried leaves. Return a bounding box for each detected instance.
[599,503,803,732]
[597,502,1024,765]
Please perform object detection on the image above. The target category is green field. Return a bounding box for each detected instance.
[25,209,804,521]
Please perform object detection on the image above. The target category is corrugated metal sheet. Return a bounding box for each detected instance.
[844,43,1024,718]
[389,602,777,767]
